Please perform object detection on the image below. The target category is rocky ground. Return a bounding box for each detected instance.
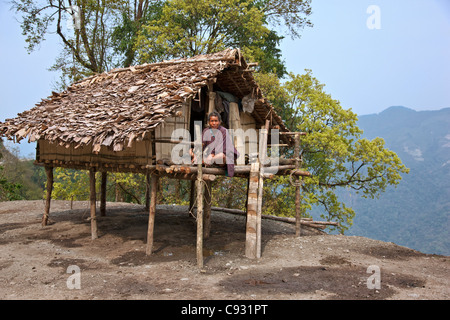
[0,200,448,301]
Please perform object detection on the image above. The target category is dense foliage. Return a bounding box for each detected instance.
[0,140,43,201]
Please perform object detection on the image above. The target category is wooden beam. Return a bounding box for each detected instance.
[89,168,98,240]
[153,139,194,146]
[279,132,307,136]
[212,206,338,228]
[146,174,158,255]
[176,165,310,176]
[42,166,53,226]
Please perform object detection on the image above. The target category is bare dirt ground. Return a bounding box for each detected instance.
[0,200,448,300]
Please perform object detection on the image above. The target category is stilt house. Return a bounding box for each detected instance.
[0,48,310,266]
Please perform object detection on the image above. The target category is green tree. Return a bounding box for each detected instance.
[0,140,23,201]
[12,0,162,86]
[111,1,165,67]
[0,165,22,201]
[50,168,151,205]
[257,70,410,232]
[136,0,268,61]
[52,168,91,201]
[135,0,312,76]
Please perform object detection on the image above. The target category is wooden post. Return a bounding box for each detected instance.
[146,174,158,255]
[204,180,212,239]
[207,81,216,115]
[145,173,150,211]
[89,168,98,240]
[245,120,270,259]
[256,120,270,257]
[294,133,302,237]
[229,102,245,165]
[100,171,107,216]
[245,161,260,259]
[189,180,195,216]
[42,166,53,226]
[195,123,204,268]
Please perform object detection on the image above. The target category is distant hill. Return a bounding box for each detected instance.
[345,106,450,255]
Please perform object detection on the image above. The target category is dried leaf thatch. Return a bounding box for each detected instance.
[0,49,290,153]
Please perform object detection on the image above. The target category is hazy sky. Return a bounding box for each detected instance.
[0,0,449,126]
[279,0,450,115]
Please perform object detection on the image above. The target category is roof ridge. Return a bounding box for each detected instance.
[76,48,240,85]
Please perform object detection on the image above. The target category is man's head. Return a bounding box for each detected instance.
[208,111,221,129]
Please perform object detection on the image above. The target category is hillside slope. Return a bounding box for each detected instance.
[346,107,450,255]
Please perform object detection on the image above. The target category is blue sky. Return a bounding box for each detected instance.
[279,0,450,115]
[1,0,449,156]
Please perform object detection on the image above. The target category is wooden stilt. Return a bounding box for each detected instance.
[204,180,212,239]
[194,123,204,268]
[196,177,204,268]
[294,133,302,237]
[146,175,158,255]
[189,180,195,216]
[100,171,107,216]
[256,120,269,257]
[245,120,269,259]
[42,166,53,226]
[245,161,260,259]
[145,173,150,211]
[89,168,98,240]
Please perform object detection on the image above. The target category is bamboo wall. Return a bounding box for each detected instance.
[155,101,190,160]
[38,138,153,168]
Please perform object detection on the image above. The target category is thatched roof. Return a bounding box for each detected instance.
[0,48,290,152]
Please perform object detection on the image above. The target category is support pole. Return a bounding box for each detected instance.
[194,123,204,268]
[294,133,302,237]
[145,173,150,211]
[100,171,107,216]
[89,168,98,240]
[189,180,195,216]
[204,180,212,239]
[229,102,245,165]
[256,120,270,257]
[207,81,216,115]
[245,161,260,259]
[146,174,158,255]
[42,166,53,226]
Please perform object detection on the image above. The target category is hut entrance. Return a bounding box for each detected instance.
[189,86,208,141]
